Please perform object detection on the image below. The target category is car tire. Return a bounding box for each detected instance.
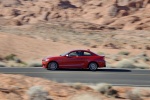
[47,62,58,70]
[88,62,98,71]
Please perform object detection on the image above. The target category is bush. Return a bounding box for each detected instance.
[4,54,25,64]
[28,61,42,67]
[27,86,52,100]
[71,94,101,100]
[0,62,6,67]
[143,57,150,62]
[138,53,147,57]
[94,83,118,97]
[96,83,112,94]
[112,55,121,61]
[108,5,118,17]
[118,51,130,55]
[134,63,149,69]
[97,52,105,55]
[70,83,83,90]
[127,89,142,100]
[113,59,136,68]
[4,54,16,61]
[58,1,77,9]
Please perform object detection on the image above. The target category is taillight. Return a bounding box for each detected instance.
[100,56,105,60]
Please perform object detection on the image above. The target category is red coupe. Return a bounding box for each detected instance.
[42,49,106,71]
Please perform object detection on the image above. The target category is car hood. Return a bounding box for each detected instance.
[43,55,60,60]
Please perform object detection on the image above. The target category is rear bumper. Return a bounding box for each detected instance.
[98,60,106,68]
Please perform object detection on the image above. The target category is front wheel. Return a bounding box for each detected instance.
[47,62,58,70]
[88,62,98,71]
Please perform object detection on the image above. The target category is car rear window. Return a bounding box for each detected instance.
[83,52,92,56]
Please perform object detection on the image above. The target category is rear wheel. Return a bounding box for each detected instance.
[47,62,58,70]
[88,62,98,71]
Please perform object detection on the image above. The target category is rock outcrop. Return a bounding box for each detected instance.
[0,0,149,30]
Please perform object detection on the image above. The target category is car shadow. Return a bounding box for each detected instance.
[55,68,131,72]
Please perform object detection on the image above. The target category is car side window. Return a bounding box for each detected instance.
[83,52,92,56]
[69,52,78,56]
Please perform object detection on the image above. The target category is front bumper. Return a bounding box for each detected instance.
[42,61,49,68]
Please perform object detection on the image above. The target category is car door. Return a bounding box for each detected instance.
[78,51,93,68]
[60,51,84,68]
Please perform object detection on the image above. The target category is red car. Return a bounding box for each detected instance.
[42,49,106,71]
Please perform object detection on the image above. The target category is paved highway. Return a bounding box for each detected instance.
[0,67,150,87]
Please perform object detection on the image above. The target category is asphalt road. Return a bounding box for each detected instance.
[0,67,150,87]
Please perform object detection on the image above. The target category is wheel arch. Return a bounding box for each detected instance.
[47,61,59,68]
[88,61,99,67]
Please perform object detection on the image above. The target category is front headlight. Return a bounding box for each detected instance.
[45,58,49,61]
[42,58,49,62]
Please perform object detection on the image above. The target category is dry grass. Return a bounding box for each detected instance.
[112,57,150,69]
[92,83,118,97]
[113,59,136,68]
[118,51,130,56]
[71,93,102,100]
[68,83,83,90]
[27,61,42,67]
[127,88,142,100]
[27,86,52,100]
[0,62,6,67]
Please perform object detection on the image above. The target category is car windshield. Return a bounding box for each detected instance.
[60,52,68,56]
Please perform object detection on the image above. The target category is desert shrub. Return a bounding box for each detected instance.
[91,45,97,48]
[95,83,112,94]
[127,89,142,100]
[4,54,16,61]
[112,55,121,61]
[118,51,130,55]
[0,57,3,61]
[27,86,52,100]
[113,59,136,68]
[97,52,105,55]
[94,83,118,97]
[134,63,149,69]
[4,54,25,65]
[145,45,150,50]
[71,93,101,100]
[1,0,21,7]
[0,62,6,67]
[143,57,150,62]
[138,53,147,57]
[70,83,83,90]
[130,57,140,63]
[58,1,77,9]
[108,4,118,17]
[28,61,42,67]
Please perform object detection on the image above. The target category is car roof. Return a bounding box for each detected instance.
[70,49,91,52]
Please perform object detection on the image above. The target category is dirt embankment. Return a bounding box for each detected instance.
[0,74,150,100]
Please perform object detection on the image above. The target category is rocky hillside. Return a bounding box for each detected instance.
[0,0,150,30]
[0,74,150,100]
[0,0,150,68]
